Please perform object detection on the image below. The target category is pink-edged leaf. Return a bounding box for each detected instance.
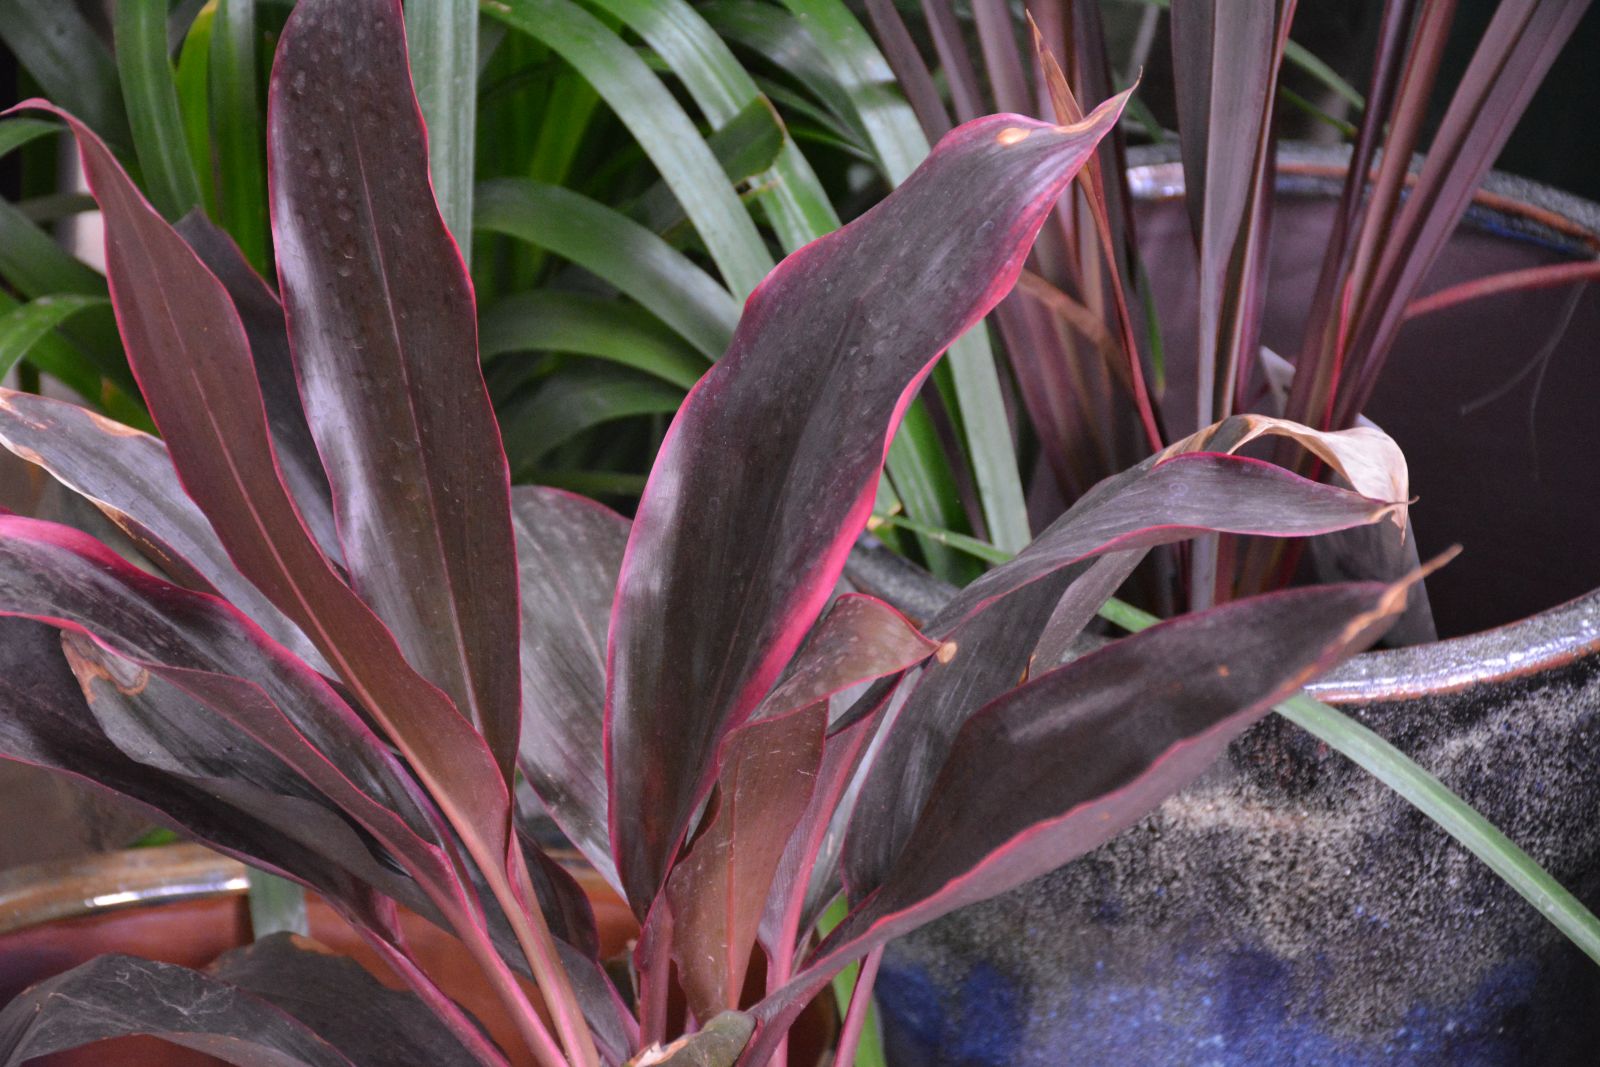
[841,572,1073,897]
[737,577,1418,1066]
[0,388,322,668]
[932,450,1405,633]
[513,486,628,890]
[0,953,357,1067]
[174,210,340,564]
[667,703,828,1023]
[0,516,454,883]
[268,0,521,777]
[751,593,938,723]
[0,618,401,928]
[756,711,879,974]
[209,934,487,1067]
[606,93,1131,912]
[9,99,519,882]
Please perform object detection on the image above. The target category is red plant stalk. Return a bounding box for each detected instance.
[833,947,886,1067]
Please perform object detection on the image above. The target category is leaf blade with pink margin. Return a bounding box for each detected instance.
[268,0,521,780]
[0,388,323,669]
[4,97,519,917]
[512,485,629,890]
[606,92,1132,913]
[737,576,1420,1065]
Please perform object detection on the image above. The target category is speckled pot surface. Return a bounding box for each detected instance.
[878,591,1600,1066]
[873,156,1600,1066]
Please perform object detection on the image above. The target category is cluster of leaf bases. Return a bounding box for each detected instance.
[0,1,1421,1065]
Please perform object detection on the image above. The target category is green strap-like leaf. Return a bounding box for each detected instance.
[582,0,840,251]
[501,366,685,474]
[0,295,111,383]
[175,3,219,218]
[483,0,775,299]
[211,0,268,270]
[115,0,205,220]
[0,0,130,149]
[406,0,479,259]
[477,177,739,360]
[482,290,707,389]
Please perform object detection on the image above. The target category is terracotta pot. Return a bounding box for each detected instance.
[867,151,1600,1066]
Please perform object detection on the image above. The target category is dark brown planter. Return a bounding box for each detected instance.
[868,150,1600,1066]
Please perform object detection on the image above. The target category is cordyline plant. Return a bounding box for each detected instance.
[0,2,1426,1065]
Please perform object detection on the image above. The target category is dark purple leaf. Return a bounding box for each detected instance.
[173,211,340,564]
[268,0,522,779]
[0,618,400,931]
[606,93,1130,913]
[9,100,520,891]
[1169,0,1291,430]
[0,388,321,668]
[512,486,628,891]
[738,577,1419,1065]
[841,571,1073,896]
[751,593,938,723]
[756,703,884,975]
[932,449,1405,633]
[211,934,486,1067]
[1339,0,1592,425]
[0,953,354,1067]
[666,703,827,1023]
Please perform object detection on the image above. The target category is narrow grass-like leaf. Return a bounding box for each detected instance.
[0,296,109,383]
[631,97,786,238]
[1093,597,1600,969]
[582,0,841,251]
[211,0,268,270]
[406,0,478,257]
[502,367,684,475]
[0,292,102,403]
[0,0,130,149]
[484,0,774,298]
[115,0,204,219]
[175,2,219,217]
[482,291,707,389]
[477,178,739,360]
[607,98,1128,914]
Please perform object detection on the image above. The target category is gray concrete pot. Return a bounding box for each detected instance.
[868,149,1600,1065]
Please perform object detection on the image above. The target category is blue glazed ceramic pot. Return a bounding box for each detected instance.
[867,151,1600,1066]
[875,589,1600,1066]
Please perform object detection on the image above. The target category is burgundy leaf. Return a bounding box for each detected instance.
[268,0,521,779]
[751,593,938,723]
[0,388,321,668]
[841,571,1073,897]
[666,704,828,1023]
[606,92,1130,913]
[512,486,628,890]
[211,934,486,1067]
[0,954,355,1067]
[174,211,340,564]
[8,99,520,895]
[739,577,1419,1065]
[932,450,1405,633]
[0,618,400,930]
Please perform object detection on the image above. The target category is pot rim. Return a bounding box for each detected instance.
[1125,141,1600,257]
